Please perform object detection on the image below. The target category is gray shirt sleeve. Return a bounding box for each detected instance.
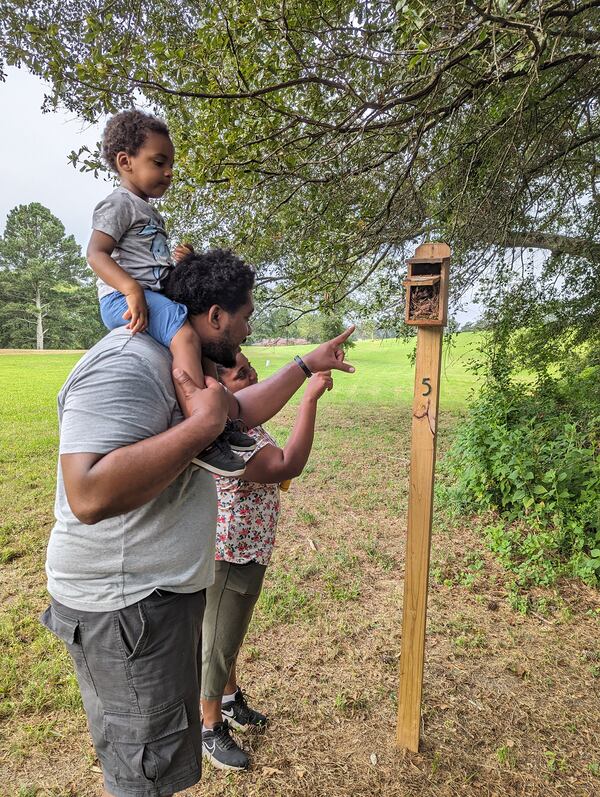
[59,348,175,455]
[92,190,136,243]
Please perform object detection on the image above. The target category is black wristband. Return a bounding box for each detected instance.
[294,355,312,378]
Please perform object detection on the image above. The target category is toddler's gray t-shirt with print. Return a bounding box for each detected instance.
[46,328,217,612]
[92,186,172,299]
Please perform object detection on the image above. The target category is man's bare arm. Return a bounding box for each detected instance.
[62,373,227,524]
[231,327,355,428]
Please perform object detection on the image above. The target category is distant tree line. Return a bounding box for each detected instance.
[0,203,104,350]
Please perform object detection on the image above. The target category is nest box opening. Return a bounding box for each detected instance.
[411,263,441,277]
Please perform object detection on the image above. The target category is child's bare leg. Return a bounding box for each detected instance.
[171,325,247,477]
[170,322,205,418]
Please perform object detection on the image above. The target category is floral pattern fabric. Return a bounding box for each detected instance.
[214,425,280,565]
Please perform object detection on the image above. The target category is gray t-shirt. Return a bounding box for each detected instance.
[92,187,173,299]
[46,328,217,612]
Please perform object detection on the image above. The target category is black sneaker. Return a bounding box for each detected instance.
[224,419,257,451]
[192,437,246,477]
[221,688,268,733]
[202,721,249,771]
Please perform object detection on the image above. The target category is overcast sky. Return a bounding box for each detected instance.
[0,66,109,246]
[0,66,480,324]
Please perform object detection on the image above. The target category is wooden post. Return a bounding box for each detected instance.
[396,243,450,752]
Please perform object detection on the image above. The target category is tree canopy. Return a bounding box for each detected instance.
[2,1,599,349]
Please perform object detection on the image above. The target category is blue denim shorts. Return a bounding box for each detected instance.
[100,289,188,348]
[41,590,205,797]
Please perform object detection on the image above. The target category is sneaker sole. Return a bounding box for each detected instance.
[229,443,257,452]
[202,746,249,771]
[191,458,246,477]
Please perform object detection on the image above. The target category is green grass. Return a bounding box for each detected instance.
[0,334,482,710]
[0,334,482,550]
[0,352,83,532]
[254,562,319,628]
[248,332,482,410]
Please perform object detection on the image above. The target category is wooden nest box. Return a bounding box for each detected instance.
[403,242,450,326]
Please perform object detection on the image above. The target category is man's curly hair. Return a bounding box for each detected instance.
[163,249,255,315]
[102,110,170,172]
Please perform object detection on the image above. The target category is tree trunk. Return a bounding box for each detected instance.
[35,285,44,350]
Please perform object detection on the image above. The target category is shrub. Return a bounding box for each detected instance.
[443,365,600,588]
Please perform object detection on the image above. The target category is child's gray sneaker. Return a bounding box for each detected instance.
[202,721,249,771]
[192,437,246,477]
[221,688,268,732]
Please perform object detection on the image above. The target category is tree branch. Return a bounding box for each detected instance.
[490,230,600,261]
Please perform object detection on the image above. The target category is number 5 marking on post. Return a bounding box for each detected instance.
[421,377,432,396]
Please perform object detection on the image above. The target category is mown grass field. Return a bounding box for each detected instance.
[0,335,598,797]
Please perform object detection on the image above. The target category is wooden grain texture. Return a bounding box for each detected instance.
[397,242,449,751]
[413,242,451,259]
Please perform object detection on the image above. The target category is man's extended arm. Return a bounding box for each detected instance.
[227,327,355,428]
[62,324,354,524]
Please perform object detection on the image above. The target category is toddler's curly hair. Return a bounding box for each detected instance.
[101,110,170,171]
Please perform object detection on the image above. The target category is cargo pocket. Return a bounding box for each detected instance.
[40,605,95,690]
[104,698,199,788]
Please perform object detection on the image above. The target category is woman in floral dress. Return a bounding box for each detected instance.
[201,351,333,771]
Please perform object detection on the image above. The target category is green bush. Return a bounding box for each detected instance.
[443,366,600,588]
